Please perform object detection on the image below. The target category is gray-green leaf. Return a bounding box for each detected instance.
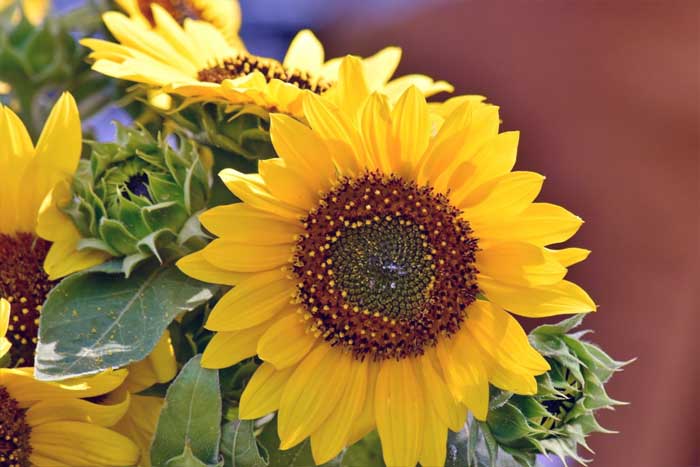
[221,419,269,467]
[151,355,222,467]
[35,261,217,380]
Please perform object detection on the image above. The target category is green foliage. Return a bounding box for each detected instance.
[480,314,630,466]
[153,98,277,160]
[221,419,269,467]
[63,124,211,275]
[151,355,223,467]
[0,2,113,137]
[35,260,218,380]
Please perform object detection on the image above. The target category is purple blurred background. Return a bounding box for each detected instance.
[53,1,700,466]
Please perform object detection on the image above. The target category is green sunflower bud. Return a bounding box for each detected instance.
[64,123,211,275]
[483,315,630,466]
[134,88,277,161]
[0,6,112,137]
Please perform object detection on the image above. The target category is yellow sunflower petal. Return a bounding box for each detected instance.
[332,55,371,123]
[460,171,545,223]
[257,313,317,370]
[465,300,550,375]
[239,363,295,419]
[476,242,567,287]
[176,250,250,286]
[418,406,448,467]
[362,46,402,91]
[311,357,368,464]
[382,74,454,102]
[447,130,518,200]
[200,203,301,244]
[0,369,127,404]
[418,352,466,431]
[283,29,325,74]
[480,278,597,317]
[391,86,430,176]
[25,393,130,427]
[417,101,472,185]
[123,331,176,393]
[200,324,268,369]
[472,202,584,248]
[22,93,81,230]
[360,92,393,172]
[278,346,351,450]
[269,113,336,192]
[259,159,320,210]
[550,247,591,267]
[21,0,49,25]
[201,239,292,272]
[109,392,164,467]
[219,169,305,220]
[436,338,489,420]
[302,93,364,175]
[0,298,10,338]
[30,421,140,467]
[375,358,424,467]
[0,299,10,359]
[206,269,294,331]
[346,361,379,445]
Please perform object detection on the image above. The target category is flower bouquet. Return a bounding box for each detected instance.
[0,1,628,466]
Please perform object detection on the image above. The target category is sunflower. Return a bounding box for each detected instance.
[80,5,452,116]
[177,56,595,466]
[0,93,109,366]
[114,0,241,45]
[0,299,140,467]
[104,332,177,467]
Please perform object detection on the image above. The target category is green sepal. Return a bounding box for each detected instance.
[481,314,630,466]
[61,124,212,275]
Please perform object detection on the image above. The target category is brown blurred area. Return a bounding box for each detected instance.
[323,1,699,466]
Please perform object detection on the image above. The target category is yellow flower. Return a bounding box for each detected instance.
[80,5,452,116]
[177,57,596,466]
[0,0,49,24]
[0,301,140,467]
[104,332,177,467]
[0,93,109,366]
[114,0,241,45]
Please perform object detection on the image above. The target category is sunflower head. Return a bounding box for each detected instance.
[177,55,595,467]
[58,124,211,275]
[485,315,629,466]
[115,0,242,45]
[0,367,140,467]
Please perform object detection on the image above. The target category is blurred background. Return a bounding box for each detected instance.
[38,0,700,465]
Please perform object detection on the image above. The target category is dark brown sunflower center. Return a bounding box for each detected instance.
[137,0,203,26]
[0,386,32,467]
[197,55,333,95]
[0,233,55,366]
[293,172,479,361]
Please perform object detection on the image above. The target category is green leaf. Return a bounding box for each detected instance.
[166,445,224,467]
[151,355,222,467]
[487,404,531,443]
[221,419,269,467]
[341,432,383,467]
[35,261,217,380]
